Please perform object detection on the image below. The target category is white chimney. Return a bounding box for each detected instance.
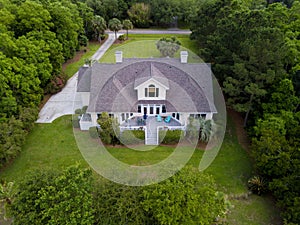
[180,51,188,63]
[115,51,123,63]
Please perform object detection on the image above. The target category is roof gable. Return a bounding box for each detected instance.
[134,63,169,89]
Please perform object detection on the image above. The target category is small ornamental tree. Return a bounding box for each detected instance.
[122,19,133,40]
[108,18,122,40]
[97,112,120,145]
[156,36,181,57]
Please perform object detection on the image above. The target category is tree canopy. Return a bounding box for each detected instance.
[190,0,300,223]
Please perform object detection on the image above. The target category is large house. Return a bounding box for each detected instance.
[76,51,216,145]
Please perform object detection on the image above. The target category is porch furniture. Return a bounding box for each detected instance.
[156,115,162,122]
[164,116,171,123]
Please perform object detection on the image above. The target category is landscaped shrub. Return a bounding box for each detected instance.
[159,130,183,144]
[248,176,267,195]
[89,127,99,139]
[82,106,88,114]
[72,114,80,128]
[44,73,67,94]
[120,130,145,145]
[74,108,82,115]
[118,34,126,42]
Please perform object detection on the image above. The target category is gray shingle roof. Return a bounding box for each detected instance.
[77,66,91,92]
[77,58,216,113]
[134,63,169,89]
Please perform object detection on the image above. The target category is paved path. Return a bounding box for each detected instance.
[37,29,191,123]
[36,33,118,123]
[110,29,191,35]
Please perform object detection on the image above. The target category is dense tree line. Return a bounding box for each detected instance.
[2,166,229,225]
[190,0,300,223]
[83,0,204,28]
[0,0,93,168]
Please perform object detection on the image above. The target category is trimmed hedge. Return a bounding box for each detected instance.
[89,127,99,139]
[72,114,80,128]
[120,130,145,145]
[159,130,183,144]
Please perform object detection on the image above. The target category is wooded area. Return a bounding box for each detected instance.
[190,0,300,223]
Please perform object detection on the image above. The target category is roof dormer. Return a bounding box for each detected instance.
[134,63,169,100]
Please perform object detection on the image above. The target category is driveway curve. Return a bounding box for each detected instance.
[36,29,191,123]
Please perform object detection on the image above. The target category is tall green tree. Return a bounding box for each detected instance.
[122,19,133,39]
[108,18,122,40]
[0,117,25,168]
[127,2,151,28]
[92,15,106,42]
[142,167,229,224]
[47,1,83,59]
[11,166,94,225]
[14,1,53,37]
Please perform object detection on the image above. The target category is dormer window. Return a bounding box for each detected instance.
[145,84,159,97]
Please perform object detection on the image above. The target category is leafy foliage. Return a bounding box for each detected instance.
[142,167,228,224]
[122,19,133,39]
[108,18,122,40]
[0,0,92,168]
[156,36,181,57]
[186,117,214,143]
[97,112,120,145]
[93,167,228,225]
[127,3,151,28]
[92,15,106,42]
[190,1,300,222]
[159,129,183,144]
[248,176,267,195]
[10,166,94,225]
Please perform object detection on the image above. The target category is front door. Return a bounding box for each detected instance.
[156,106,160,115]
[149,105,154,115]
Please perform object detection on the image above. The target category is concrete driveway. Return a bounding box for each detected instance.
[36,29,191,123]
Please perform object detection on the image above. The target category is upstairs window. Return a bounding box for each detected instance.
[145,84,159,97]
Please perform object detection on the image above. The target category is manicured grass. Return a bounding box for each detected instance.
[0,115,281,224]
[0,116,87,183]
[107,146,175,166]
[227,195,282,225]
[100,34,202,63]
[63,41,103,78]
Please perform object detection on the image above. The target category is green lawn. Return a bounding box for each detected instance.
[0,34,282,224]
[100,34,202,63]
[63,41,104,78]
[0,115,281,224]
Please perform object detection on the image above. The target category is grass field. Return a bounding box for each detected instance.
[0,34,282,224]
[63,41,104,78]
[100,34,202,63]
[0,115,282,224]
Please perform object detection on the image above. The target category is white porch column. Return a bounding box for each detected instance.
[91,113,98,126]
[205,113,213,120]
